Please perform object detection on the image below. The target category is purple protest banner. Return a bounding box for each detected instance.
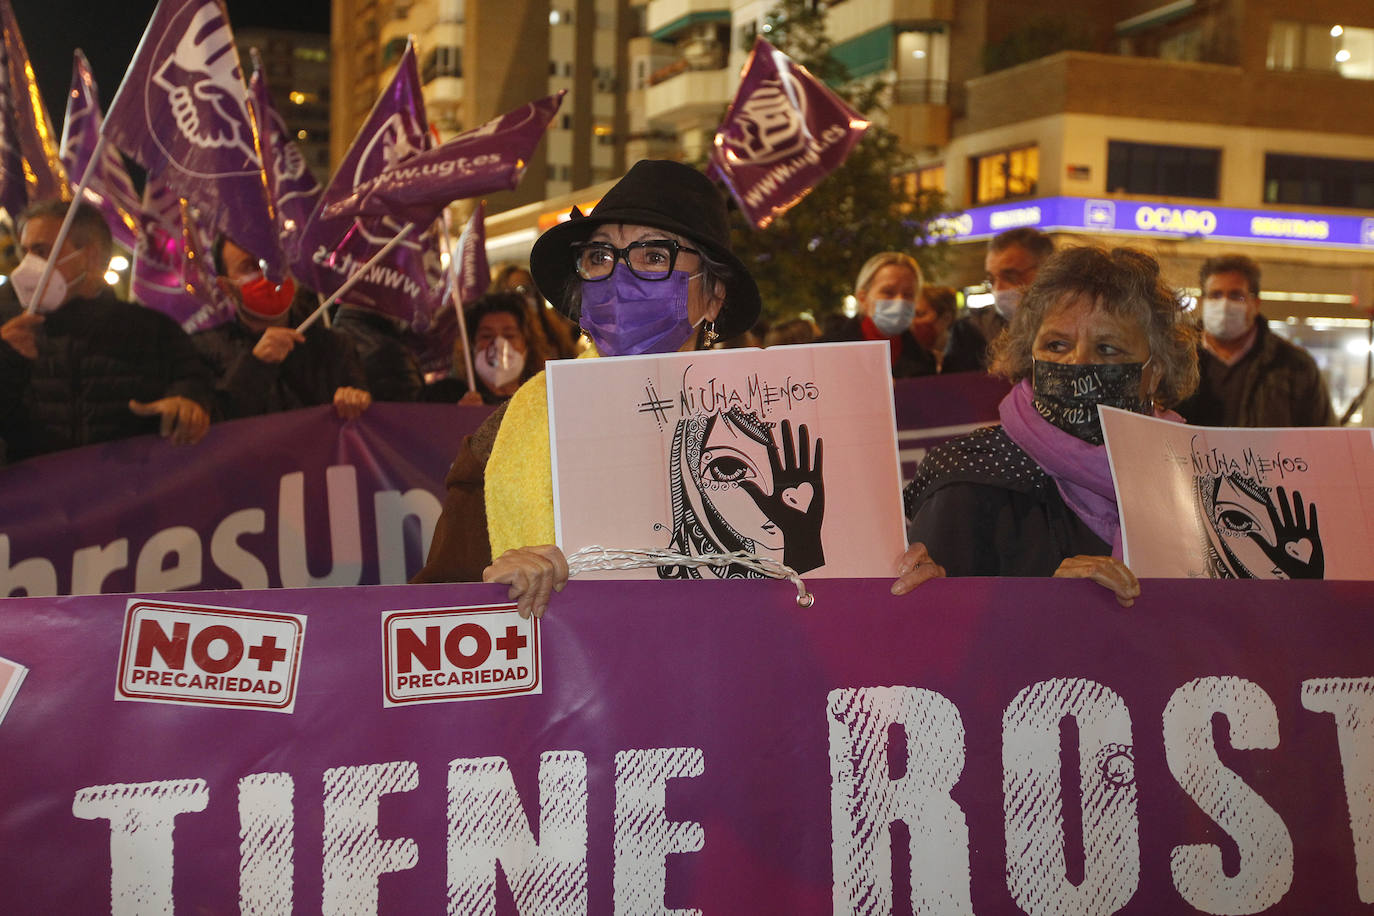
[59,50,140,250]
[710,38,869,229]
[0,575,1370,912]
[458,199,490,305]
[0,379,992,598]
[0,0,67,218]
[893,372,1009,482]
[0,403,495,597]
[323,92,565,227]
[103,0,282,277]
[299,40,443,329]
[249,59,321,266]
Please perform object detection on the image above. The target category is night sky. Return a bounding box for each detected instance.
[15,0,331,125]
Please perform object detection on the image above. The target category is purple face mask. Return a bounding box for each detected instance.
[579,269,698,357]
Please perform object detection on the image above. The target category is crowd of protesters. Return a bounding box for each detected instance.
[0,196,1341,477]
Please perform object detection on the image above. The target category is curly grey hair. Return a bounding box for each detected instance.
[988,245,1199,408]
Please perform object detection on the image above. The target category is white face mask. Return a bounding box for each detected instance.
[1201,295,1251,341]
[9,250,84,313]
[475,337,525,390]
[870,298,916,337]
[992,287,1021,321]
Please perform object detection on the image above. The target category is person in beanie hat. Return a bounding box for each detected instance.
[413,161,763,615]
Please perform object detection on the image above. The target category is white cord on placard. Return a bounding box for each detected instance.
[565,546,814,607]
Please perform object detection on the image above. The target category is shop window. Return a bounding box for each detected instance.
[972,145,1038,205]
[1107,141,1220,199]
[1264,153,1374,209]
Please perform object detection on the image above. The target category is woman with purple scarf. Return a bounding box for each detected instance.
[892,246,1199,606]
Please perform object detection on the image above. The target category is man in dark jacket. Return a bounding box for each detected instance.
[0,199,212,463]
[192,237,371,420]
[943,227,1054,374]
[331,305,425,402]
[1175,254,1335,427]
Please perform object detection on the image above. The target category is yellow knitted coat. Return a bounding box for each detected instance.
[484,370,555,556]
[484,347,599,556]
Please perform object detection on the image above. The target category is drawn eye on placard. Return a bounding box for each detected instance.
[657,408,825,579]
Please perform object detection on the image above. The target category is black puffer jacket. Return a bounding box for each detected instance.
[191,307,368,420]
[0,293,214,462]
[331,306,424,402]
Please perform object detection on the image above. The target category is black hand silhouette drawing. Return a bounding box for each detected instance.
[1246,486,1324,579]
[739,419,825,574]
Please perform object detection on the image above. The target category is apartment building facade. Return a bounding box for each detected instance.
[331,0,1374,411]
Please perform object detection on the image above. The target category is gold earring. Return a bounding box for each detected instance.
[704,321,719,346]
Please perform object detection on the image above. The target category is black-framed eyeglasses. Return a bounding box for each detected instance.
[571,239,700,282]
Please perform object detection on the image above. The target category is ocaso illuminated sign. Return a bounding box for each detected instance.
[1134,207,1217,234]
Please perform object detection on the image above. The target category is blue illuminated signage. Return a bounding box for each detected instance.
[934,197,1374,249]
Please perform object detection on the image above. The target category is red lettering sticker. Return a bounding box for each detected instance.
[116,600,306,713]
[382,603,540,706]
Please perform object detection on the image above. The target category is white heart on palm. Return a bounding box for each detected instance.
[781,482,814,513]
[1284,538,1313,564]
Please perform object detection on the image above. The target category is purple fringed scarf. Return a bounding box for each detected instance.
[999,379,1182,559]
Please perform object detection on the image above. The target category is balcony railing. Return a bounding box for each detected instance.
[894,79,948,105]
[647,50,727,86]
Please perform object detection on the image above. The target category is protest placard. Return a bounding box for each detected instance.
[548,343,905,578]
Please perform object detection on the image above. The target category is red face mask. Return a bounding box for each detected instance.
[237,274,296,320]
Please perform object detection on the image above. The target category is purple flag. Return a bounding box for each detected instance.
[709,38,869,229]
[103,0,282,277]
[0,0,67,218]
[299,40,441,329]
[131,176,234,332]
[248,61,320,270]
[323,92,564,226]
[59,50,140,251]
[407,303,458,376]
[457,201,489,306]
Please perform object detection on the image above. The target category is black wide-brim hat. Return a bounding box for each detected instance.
[529,159,762,341]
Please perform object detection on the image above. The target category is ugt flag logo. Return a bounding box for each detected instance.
[709,38,869,229]
[149,2,258,169]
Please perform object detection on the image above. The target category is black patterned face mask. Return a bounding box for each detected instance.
[1031,360,1149,445]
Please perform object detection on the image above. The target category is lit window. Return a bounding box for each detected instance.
[1267,20,1374,79]
[972,145,1038,205]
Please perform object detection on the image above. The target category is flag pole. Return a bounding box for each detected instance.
[25,133,108,314]
[439,207,476,390]
[295,222,415,332]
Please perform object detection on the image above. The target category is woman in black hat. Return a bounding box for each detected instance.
[413,160,762,617]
